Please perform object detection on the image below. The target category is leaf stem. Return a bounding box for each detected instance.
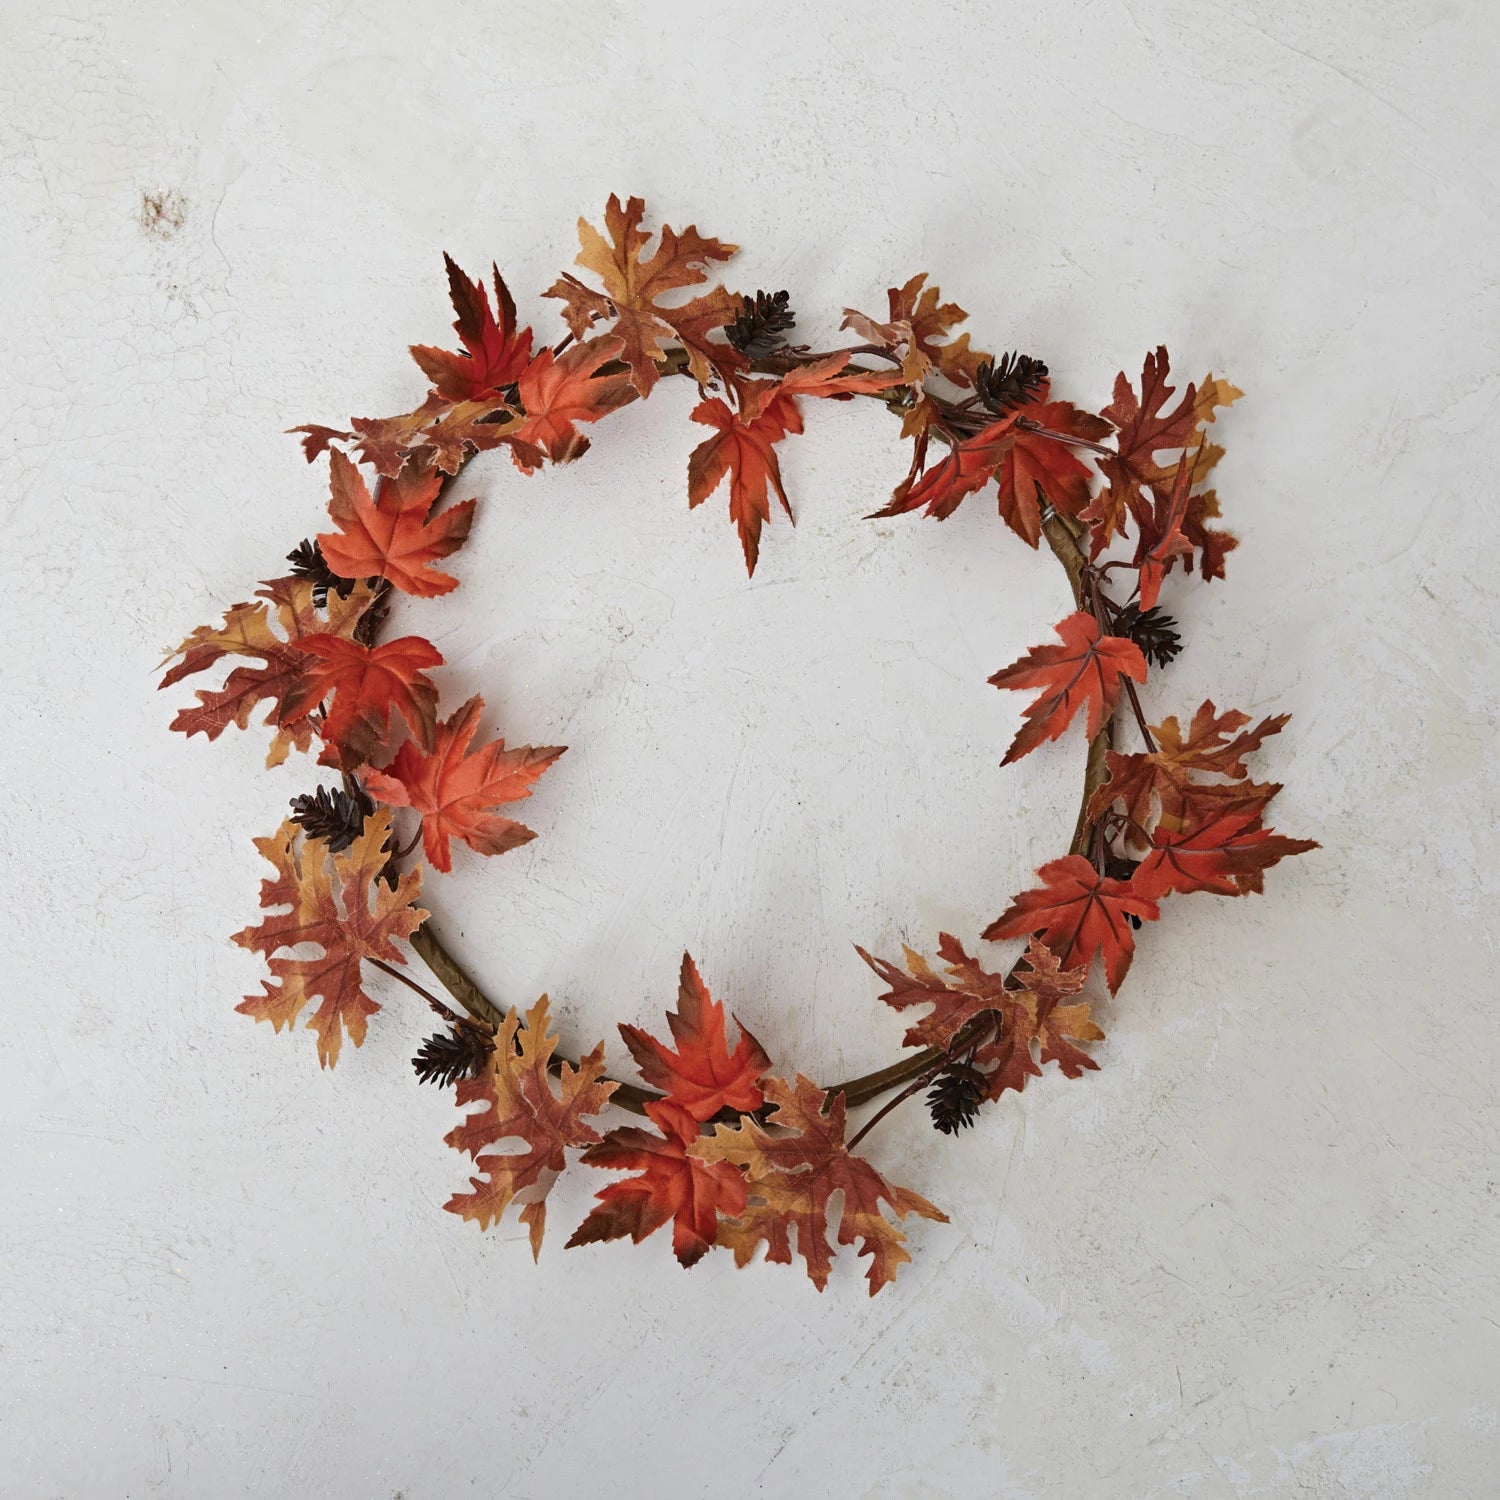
[1014,416,1114,457]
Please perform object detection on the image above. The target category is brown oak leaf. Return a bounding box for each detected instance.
[445,996,617,1258]
[1085,348,1241,561]
[858,936,1099,1101]
[840,273,988,388]
[1133,452,1196,611]
[1087,699,1291,836]
[231,808,425,1067]
[161,574,376,766]
[690,1075,947,1295]
[545,194,738,396]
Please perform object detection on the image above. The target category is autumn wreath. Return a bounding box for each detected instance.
[161,196,1316,1293]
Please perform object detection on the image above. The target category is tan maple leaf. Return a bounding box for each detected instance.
[231,808,426,1067]
[445,997,617,1258]
[545,194,738,396]
[690,1075,947,1295]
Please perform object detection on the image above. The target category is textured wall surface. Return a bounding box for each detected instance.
[3,3,1497,1496]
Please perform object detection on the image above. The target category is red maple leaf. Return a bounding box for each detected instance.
[362,695,564,873]
[874,412,1019,521]
[1133,796,1319,900]
[409,254,534,401]
[875,402,1109,544]
[689,355,904,574]
[983,855,1159,992]
[284,634,444,768]
[988,611,1147,765]
[316,451,476,598]
[567,1098,749,1268]
[686,393,790,575]
[618,953,769,1123]
[508,335,634,471]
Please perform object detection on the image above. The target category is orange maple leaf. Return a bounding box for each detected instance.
[316,451,476,598]
[231,808,425,1067]
[509,335,634,472]
[983,855,1159,993]
[840,273,988,388]
[545,194,738,396]
[1132,795,1319,900]
[567,1098,749,1268]
[161,574,377,766]
[284,634,443,769]
[445,997,616,1258]
[409,254,534,402]
[618,953,769,1123]
[362,695,565,873]
[1087,699,1290,836]
[988,611,1148,765]
[690,1075,947,1295]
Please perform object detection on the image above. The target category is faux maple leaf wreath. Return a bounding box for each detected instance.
[162,196,1317,1293]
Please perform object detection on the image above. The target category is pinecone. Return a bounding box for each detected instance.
[288,784,372,853]
[927,1061,989,1134]
[286,538,354,609]
[974,353,1049,414]
[412,1024,494,1088]
[725,290,796,357]
[1113,602,1183,668]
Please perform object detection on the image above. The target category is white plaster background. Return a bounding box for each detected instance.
[2,2,1497,1496]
